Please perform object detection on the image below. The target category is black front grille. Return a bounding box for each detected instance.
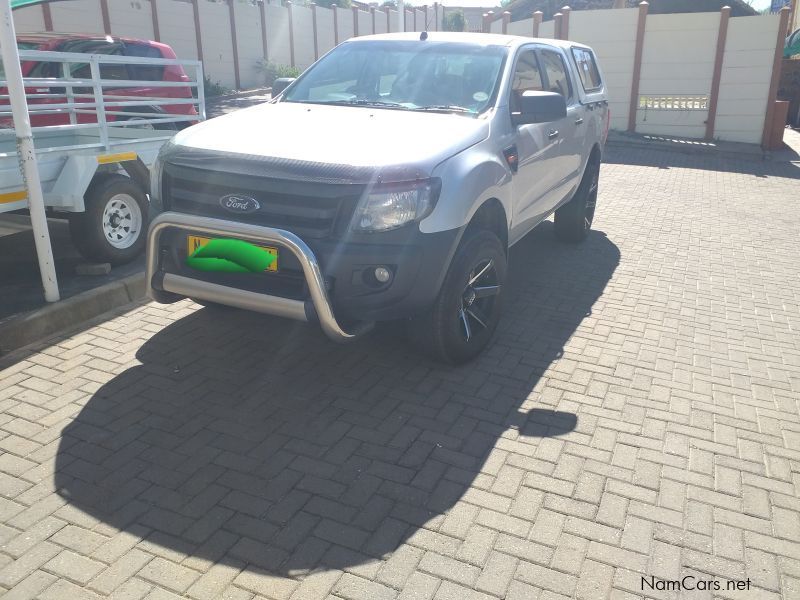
[164,164,365,239]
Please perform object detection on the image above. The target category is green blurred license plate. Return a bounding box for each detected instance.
[187,235,278,273]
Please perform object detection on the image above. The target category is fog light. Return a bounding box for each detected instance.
[374,266,391,283]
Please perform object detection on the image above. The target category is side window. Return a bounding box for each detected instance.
[571,48,602,92]
[509,49,544,112]
[55,40,127,80]
[539,49,573,101]
[125,44,165,82]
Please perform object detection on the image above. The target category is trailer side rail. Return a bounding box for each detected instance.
[0,49,205,154]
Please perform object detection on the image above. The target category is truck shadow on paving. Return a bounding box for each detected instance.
[54,221,619,576]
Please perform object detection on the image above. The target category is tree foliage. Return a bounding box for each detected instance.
[314,0,351,8]
[443,9,466,32]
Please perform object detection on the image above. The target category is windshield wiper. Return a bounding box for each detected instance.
[412,105,472,114]
[321,99,409,109]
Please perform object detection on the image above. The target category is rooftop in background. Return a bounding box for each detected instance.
[500,0,759,22]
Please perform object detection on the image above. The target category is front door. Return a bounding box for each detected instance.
[509,47,561,241]
[538,47,582,213]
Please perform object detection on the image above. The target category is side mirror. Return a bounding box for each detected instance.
[271,77,296,97]
[512,91,567,125]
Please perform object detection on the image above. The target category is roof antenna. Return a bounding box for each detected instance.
[420,31,428,41]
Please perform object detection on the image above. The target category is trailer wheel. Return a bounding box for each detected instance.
[69,174,148,265]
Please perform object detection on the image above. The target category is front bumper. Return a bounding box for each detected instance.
[146,212,373,342]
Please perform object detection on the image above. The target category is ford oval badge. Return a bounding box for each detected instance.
[220,194,260,214]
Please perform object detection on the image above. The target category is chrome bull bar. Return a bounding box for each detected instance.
[145,212,372,342]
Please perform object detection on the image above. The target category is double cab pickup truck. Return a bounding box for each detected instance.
[146,32,609,363]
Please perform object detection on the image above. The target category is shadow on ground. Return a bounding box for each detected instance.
[0,215,143,322]
[604,142,800,178]
[54,222,619,575]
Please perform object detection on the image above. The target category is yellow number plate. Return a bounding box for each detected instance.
[187,235,279,272]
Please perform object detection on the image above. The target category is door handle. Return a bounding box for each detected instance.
[548,129,559,140]
[575,117,584,125]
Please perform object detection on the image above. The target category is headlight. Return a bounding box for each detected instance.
[354,179,441,232]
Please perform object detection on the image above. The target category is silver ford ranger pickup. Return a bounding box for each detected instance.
[146,32,609,363]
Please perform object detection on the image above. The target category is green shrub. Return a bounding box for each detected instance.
[258,60,302,88]
[203,76,229,98]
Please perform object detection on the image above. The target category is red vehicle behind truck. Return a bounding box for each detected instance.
[0,33,197,129]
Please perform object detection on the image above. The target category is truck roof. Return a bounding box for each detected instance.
[349,31,590,52]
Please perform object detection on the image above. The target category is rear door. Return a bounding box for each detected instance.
[570,46,608,148]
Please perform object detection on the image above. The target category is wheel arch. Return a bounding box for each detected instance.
[463,197,508,253]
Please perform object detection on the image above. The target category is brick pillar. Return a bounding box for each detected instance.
[705,6,731,140]
[627,1,649,132]
[311,3,319,60]
[762,7,792,147]
[229,0,241,88]
[533,11,543,37]
[482,11,493,33]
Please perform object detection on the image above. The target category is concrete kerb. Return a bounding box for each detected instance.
[607,131,770,160]
[0,272,145,356]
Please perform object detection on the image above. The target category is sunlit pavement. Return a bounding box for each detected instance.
[0,145,799,599]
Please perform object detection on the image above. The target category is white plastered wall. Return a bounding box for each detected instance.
[636,12,719,138]
[11,5,45,31]
[197,0,235,87]
[315,6,335,56]
[155,0,197,61]
[265,3,290,67]
[233,0,264,89]
[108,0,154,40]
[50,0,104,33]
[715,14,779,143]
[569,8,637,131]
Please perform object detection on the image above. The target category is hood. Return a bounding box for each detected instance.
[173,101,490,178]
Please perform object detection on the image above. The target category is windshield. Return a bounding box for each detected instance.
[282,40,507,115]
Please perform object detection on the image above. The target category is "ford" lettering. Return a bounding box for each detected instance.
[219,194,260,214]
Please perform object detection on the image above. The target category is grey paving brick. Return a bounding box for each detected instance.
[137,557,201,593]
[418,551,481,587]
[575,559,614,600]
[43,549,105,585]
[233,568,299,599]
[333,573,397,600]
[89,549,153,596]
[1,569,57,600]
[397,572,440,600]
[456,525,497,567]
[515,561,577,596]
[0,541,60,588]
[474,551,517,597]
[377,544,424,589]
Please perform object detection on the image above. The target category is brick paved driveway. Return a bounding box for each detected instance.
[1,145,799,600]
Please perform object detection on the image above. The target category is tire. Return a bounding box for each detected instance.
[411,230,506,365]
[69,174,148,265]
[554,154,600,243]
